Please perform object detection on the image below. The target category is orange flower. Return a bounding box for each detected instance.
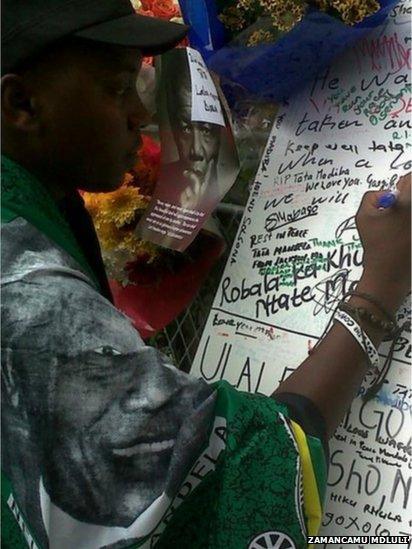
[139,0,180,20]
[153,0,180,19]
[138,7,155,17]
[135,1,183,66]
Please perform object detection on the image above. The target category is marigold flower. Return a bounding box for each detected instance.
[93,218,124,251]
[84,189,160,283]
[99,187,147,227]
[219,6,247,31]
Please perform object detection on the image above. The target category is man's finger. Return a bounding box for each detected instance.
[357,190,383,214]
[396,173,411,207]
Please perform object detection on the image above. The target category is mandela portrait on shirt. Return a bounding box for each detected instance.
[1,346,214,548]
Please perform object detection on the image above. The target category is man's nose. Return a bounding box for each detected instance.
[120,386,170,413]
[189,128,204,161]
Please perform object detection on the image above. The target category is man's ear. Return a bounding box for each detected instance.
[1,74,38,131]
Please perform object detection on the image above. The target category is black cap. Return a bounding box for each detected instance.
[1,0,188,74]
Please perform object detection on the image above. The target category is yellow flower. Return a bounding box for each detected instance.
[83,185,151,255]
[120,232,159,259]
[333,0,379,23]
[260,0,305,31]
[238,0,255,8]
[247,29,274,46]
[123,173,135,186]
[87,186,148,229]
[82,192,102,221]
[219,0,378,35]
[219,6,246,30]
[93,219,124,251]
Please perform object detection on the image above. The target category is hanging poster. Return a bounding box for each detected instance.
[136,47,239,251]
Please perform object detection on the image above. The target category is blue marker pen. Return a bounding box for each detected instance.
[377,190,399,209]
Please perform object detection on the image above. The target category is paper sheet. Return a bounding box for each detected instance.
[192,2,411,546]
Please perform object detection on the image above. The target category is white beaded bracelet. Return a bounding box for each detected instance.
[335,309,380,367]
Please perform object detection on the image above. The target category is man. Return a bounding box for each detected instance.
[1,1,411,548]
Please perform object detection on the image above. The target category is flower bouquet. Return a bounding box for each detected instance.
[82,1,226,339]
[178,0,399,103]
[84,135,225,340]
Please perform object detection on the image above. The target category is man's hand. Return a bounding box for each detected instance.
[274,174,411,437]
[181,170,204,209]
[180,163,216,210]
[356,173,411,313]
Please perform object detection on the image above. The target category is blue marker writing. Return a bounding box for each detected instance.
[377,190,399,209]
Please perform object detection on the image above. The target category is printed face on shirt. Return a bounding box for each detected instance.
[40,350,198,527]
[169,86,221,181]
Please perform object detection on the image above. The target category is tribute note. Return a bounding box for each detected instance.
[192,2,411,547]
[187,47,225,127]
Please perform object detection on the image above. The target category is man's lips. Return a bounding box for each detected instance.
[111,438,175,457]
[125,136,142,167]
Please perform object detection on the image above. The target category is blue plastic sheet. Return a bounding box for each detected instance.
[179,0,399,102]
[178,0,227,59]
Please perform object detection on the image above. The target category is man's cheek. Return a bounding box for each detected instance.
[211,136,220,155]
[54,381,109,428]
[203,144,217,162]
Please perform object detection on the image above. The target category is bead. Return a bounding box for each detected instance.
[338,301,398,338]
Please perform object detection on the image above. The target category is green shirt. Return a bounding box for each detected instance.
[1,156,326,549]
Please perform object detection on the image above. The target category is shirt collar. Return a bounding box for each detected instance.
[1,155,100,291]
[39,478,169,549]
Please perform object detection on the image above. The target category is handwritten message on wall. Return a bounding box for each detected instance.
[191,2,411,547]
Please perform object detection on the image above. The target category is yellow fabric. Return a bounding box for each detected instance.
[290,420,323,537]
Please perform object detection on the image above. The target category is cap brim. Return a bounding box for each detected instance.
[74,13,188,56]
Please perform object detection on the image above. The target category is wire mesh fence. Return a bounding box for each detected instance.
[155,202,244,372]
